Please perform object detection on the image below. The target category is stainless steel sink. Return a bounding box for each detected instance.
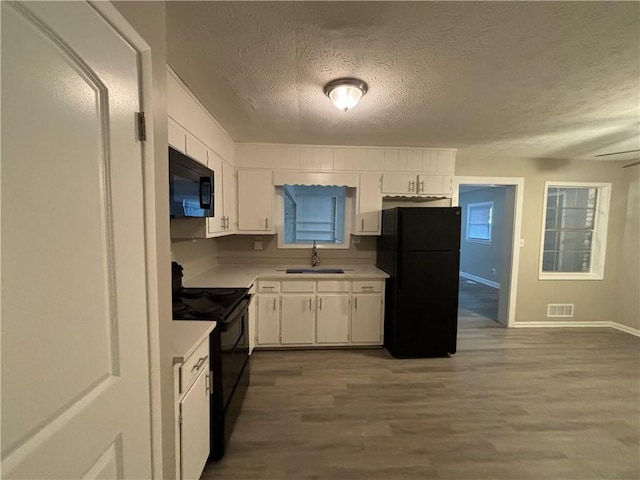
[285,268,344,274]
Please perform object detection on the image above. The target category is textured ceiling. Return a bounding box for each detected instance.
[167,1,640,162]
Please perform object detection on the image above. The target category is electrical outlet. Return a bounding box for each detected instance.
[253,239,263,251]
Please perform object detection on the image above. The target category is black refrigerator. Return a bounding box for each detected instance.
[376,207,461,358]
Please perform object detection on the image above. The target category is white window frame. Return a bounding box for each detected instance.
[465,201,493,243]
[538,181,611,280]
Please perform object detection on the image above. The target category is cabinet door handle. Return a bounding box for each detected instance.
[308,298,312,311]
[265,217,269,230]
[191,355,208,372]
[354,297,358,310]
[362,286,374,290]
[319,298,323,310]
[361,218,364,231]
[419,180,424,193]
[273,298,276,311]
[262,286,275,290]
[409,180,415,192]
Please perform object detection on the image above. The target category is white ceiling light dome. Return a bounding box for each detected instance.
[324,78,368,112]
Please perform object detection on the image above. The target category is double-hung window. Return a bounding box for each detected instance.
[466,202,493,242]
[539,182,611,280]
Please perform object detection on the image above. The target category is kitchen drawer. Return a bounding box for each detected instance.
[317,280,350,293]
[281,280,315,293]
[179,337,209,395]
[352,280,383,293]
[258,280,280,293]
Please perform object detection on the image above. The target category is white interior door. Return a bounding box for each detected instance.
[1,2,152,478]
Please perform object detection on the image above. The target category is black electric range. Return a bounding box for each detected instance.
[172,262,251,461]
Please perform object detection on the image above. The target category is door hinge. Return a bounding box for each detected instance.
[136,112,146,141]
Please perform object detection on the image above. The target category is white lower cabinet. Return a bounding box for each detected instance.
[174,336,210,480]
[256,294,280,346]
[316,294,350,343]
[280,295,315,344]
[255,278,384,348]
[179,368,210,480]
[351,294,384,343]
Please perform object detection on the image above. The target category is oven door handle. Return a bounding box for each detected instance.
[217,296,251,332]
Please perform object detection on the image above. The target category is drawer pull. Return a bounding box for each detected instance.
[362,286,374,290]
[262,286,275,289]
[191,355,208,372]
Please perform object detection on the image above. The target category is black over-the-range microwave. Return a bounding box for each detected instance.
[169,146,215,218]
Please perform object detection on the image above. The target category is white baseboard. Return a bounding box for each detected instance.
[513,321,640,337]
[610,322,640,337]
[460,271,500,289]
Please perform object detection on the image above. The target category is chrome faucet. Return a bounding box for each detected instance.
[311,241,320,267]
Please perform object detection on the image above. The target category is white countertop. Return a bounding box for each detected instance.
[172,320,216,365]
[184,264,389,289]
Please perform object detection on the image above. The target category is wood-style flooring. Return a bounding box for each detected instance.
[458,278,501,329]
[203,328,640,479]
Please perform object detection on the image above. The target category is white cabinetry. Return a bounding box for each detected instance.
[237,170,274,233]
[222,160,237,231]
[354,173,382,235]
[168,68,236,239]
[185,133,208,167]
[255,278,385,348]
[174,336,210,480]
[247,284,256,354]
[316,294,350,343]
[179,369,210,480]
[168,117,187,153]
[256,294,280,346]
[381,173,452,196]
[351,280,384,343]
[207,153,236,235]
[280,294,315,345]
[351,295,383,343]
[206,149,224,235]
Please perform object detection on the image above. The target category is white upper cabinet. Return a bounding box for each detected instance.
[355,173,382,235]
[206,149,224,235]
[168,117,187,153]
[167,67,237,239]
[418,174,453,196]
[237,170,274,233]
[382,172,452,197]
[185,132,208,167]
[381,173,419,195]
[222,160,237,232]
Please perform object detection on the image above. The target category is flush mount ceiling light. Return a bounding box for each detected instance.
[324,78,368,112]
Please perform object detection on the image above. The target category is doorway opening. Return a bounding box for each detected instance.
[453,177,524,328]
